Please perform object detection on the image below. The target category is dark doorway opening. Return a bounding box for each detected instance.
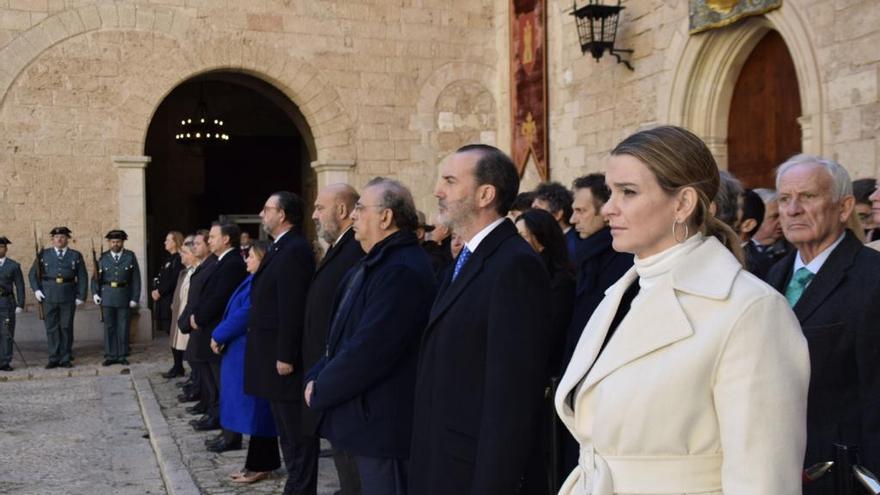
[144,72,315,283]
[727,30,802,188]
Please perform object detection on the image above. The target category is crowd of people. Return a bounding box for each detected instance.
[1,125,879,495]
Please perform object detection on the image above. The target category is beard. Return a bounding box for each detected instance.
[438,195,476,231]
[317,218,341,245]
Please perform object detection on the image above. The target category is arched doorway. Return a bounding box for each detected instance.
[144,72,316,278]
[727,31,802,188]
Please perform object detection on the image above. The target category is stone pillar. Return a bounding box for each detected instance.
[113,155,152,342]
[310,160,356,188]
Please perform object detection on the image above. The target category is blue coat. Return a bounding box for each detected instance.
[306,231,436,459]
[212,275,276,437]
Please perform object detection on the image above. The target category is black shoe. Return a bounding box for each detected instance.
[162,367,185,379]
[207,438,242,453]
[0,364,13,372]
[102,359,116,366]
[60,362,73,368]
[45,362,59,369]
[204,433,225,446]
[117,358,129,365]
[192,415,220,431]
[177,392,200,403]
[186,403,207,415]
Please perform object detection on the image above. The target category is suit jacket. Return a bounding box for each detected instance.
[301,227,364,434]
[244,230,314,402]
[153,252,183,321]
[743,240,775,280]
[409,219,552,495]
[29,248,88,303]
[177,254,218,362]
[562,227,632,374]
[91,249,141,308]
[306,231,436,458]
[557,236,809,495]
[766,230,880,492]
[184,251,246,362]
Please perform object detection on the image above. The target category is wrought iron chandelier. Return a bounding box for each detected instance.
[174,81,229,145]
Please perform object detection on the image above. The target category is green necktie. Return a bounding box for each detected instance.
[785,267,815,307]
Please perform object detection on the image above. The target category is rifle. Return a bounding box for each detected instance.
[32,228,44,320]
[91,239,104,322]
[5,318,29,368]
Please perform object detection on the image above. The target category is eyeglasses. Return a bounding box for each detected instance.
[261,205,281,213]
[353,203,385,212]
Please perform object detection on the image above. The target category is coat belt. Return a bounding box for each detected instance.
[578,445,723,494]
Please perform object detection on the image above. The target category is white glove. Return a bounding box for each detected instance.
[75,299,84,306]
[93,294,102,305]
[15,307,22,314]
[129,300,138,308]
[34,290,45,302]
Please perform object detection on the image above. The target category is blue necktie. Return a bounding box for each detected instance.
[785,267,815,307]
[452,246,472,281]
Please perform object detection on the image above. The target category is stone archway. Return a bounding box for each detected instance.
[661,0,823,169]
[1,7,359,338]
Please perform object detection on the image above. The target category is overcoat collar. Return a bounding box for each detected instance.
[789,230,859,322]
[317,227,356,274]
[557,237,742,412]
[254,229,296,278]
[426,218,516,328]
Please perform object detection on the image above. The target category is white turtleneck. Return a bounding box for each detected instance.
[632,234,704,297]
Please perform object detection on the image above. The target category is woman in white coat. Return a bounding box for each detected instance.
[555,126,810,495]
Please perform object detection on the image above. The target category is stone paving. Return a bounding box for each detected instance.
[0,374,166,495]
[0,336,341,494]
[147,365,341,494]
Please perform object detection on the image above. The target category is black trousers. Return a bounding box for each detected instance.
[354,456,407,495]
[194,362,218,417]
[270,401,318,495]
[333,446,363,495]
[208,359,221,418]
[245,435,281,472]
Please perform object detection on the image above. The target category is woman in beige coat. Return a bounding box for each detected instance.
[167,237,196,371]
[555,126,810,495]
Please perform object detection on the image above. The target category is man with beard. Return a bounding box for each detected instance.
[409,145,552,494]
[244,192,316,495]
[302,183,365,495]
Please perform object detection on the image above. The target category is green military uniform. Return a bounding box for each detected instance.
[0,237,26,370]
[28,227,88,367]
[91,230,141,363]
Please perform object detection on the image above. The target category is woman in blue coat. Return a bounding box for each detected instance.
[210,240,279,484]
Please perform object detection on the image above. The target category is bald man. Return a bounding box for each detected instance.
[302,183,366,494]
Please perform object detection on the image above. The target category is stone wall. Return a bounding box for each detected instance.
[541,0,880,187]
[0,0,503,301]
[1,0,879,301]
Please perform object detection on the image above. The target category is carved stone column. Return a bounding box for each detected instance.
[310,160,356,188]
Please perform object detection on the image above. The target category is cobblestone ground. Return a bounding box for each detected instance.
[148,368,341,494]
[0,336,340,495]
[0,375,166,495]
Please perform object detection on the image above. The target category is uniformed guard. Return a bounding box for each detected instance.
[91,230,141,366]
[0,236,26,372]
[28,226,88,369]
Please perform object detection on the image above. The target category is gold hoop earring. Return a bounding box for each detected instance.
[672,219,689,244]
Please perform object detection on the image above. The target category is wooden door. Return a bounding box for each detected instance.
[727,30,801,188]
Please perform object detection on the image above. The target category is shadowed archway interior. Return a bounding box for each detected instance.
[144,72,316,281]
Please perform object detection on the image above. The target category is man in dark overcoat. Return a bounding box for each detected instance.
[244,191,316,495]
[409,145,552,494]
[301,183,364,495]
[765,155,880,495]
[306,178,436,494]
